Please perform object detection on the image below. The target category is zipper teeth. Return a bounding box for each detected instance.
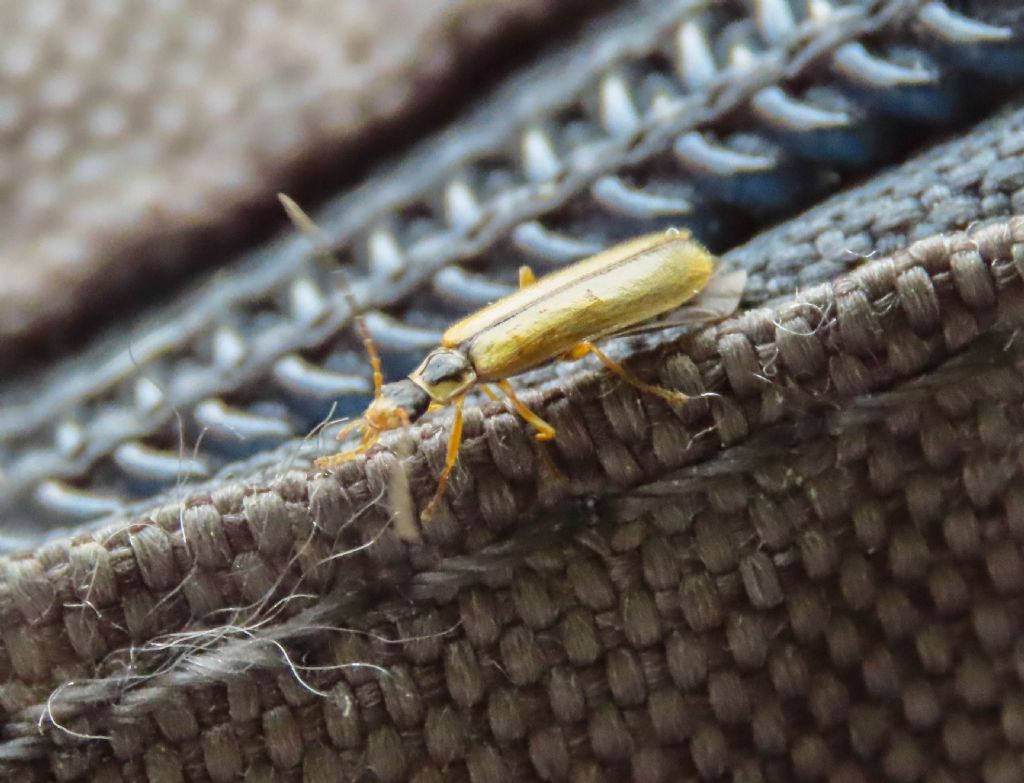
[2,0,1022,530]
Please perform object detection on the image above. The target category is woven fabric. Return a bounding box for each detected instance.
[3,1,1024,781]
[3,217,1024,780]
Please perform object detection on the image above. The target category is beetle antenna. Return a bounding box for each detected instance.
[278,193,384,399]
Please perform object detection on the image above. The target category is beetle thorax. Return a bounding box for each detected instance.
[410,347,477,403]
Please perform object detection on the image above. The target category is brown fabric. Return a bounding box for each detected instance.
[0,0,594,364]
[2,218,1024,779]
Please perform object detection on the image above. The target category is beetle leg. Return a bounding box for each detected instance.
[571,341,689,405]
[315,423,380,469]
[518,265,537,289]
[497,380,555,441]
[493,380,565,485]
[422,394,466,520]
[480,384,501,401]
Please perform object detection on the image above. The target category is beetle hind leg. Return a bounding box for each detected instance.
[569,341,689,405]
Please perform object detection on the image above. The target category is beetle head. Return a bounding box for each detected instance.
[410,347,477,404]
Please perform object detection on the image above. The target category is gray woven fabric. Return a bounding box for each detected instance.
[3,1,1024,781]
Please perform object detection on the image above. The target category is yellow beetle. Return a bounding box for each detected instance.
[281,195,732,517]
